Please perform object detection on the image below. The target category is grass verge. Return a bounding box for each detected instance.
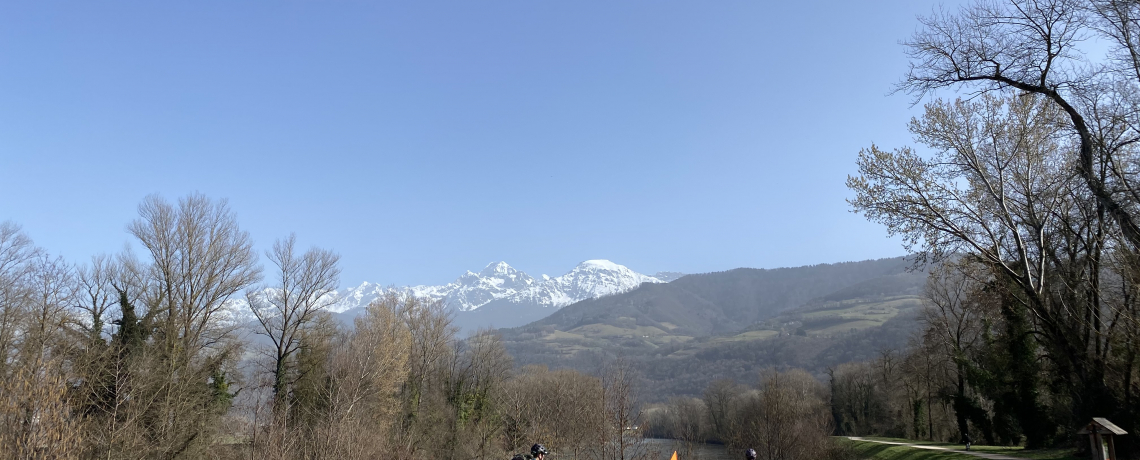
[837,437,1078,460]
[837,438,985,460]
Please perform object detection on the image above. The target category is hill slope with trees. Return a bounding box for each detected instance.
[500,257,928,399]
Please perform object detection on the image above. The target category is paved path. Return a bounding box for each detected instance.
[846,437,1021,460]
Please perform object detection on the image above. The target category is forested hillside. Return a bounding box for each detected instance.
[501,258,927,399]
[520,257,913,336]
[0,197,658,459]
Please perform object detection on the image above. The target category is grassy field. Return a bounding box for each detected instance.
[797,296,923,335]
[728,295,925,339]
[709,329,779,343]
[839,437,1079,460]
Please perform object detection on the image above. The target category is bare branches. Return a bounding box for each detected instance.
[901,0,1140,251]
[121,193,262,457]
[849,88,1139,435]
[849,94,1073,301]
[129,193,261,360]
[901,0,1089,100]
[0,222,41,369]
[247,234,340,408]
[75,254,120,343]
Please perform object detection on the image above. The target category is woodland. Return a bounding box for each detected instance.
[0,196,657,459]
[836,0,1140,455]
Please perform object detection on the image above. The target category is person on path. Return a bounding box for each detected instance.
[963,432,973,452]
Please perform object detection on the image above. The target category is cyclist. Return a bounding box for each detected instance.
[745,448,757,460]
[531,443,549,460]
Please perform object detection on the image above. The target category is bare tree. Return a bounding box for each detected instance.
[598,357,646,460]
[445,329,512,460]
[847,93,1122,427]
[899,0,1140,250]
[498,365,604,459]
[664,397,706,459]
[310,294,413,459]
[129,193,261,359]
[721,370,831,460]
[20,254,76,367]
[0,360,83,459]
[75,255,122,344]
[922,261,996,441]
[247,234,341,412]
[393,295,457,457]
[0,221,40,373]
[703,378,743,443]
[828,362,889,437]
[126,193,262,456]
[0,224,84,459]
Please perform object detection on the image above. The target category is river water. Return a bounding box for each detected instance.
[538,439,734,460]
[637,439,734,460]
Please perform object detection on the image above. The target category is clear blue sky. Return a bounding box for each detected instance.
[0,1,961,286]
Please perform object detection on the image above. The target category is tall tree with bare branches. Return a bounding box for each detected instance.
[0,221,40,374]
[899,0,1140,251]
[126,193,262,457]
[247,234,341,412]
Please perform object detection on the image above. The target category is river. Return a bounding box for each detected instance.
[636,439,734,460]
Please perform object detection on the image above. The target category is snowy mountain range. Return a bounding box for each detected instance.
[229,260,681,334]
[330,260,683,317]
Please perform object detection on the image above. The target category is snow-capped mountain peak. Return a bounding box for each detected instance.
[323,260,679,314]
[577,259,623,271]
[479,261,514,276]
[522,259,664,307]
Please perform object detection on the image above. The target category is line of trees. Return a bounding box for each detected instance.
[240,291,652,460]
[841,0,1140,453]
[0,193,656,459]
[827,257,1103,447]
[644,369,834,460]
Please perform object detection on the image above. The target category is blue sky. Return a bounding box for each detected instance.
[0,1,961,286]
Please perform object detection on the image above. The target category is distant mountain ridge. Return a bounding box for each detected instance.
[327,260,683,332]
